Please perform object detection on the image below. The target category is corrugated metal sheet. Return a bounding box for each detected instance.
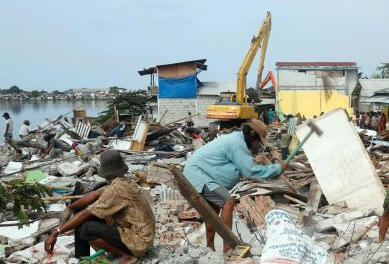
[276,62,358,71]
[276,62,357,67]
[360,96,389,104]
[359,79,389,97]
[198,82,236,96]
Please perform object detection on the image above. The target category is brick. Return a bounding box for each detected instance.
[237,196,274,228]
[178,210,200,220]
[159,232,183,243]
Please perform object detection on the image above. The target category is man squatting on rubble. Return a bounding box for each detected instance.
[184,119,287,252]
[44,150,156,263]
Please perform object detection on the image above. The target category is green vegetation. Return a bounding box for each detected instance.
[0,180,52,225]
[0,85,22,94]
[371,63,389,79]
[98,90,152,123]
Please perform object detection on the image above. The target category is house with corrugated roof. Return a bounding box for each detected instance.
[139,59,234,124]
[275,62,359,118]
[358,79,389,113]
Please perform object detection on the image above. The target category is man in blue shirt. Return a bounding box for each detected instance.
[184,119,287,253]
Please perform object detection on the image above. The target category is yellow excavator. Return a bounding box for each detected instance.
[206,12,271,124]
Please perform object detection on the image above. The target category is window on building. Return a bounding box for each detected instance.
[343,70,345,76]
[298,70,306,73]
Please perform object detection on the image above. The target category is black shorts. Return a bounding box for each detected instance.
[201,185,232,208]
[79,221,132,254]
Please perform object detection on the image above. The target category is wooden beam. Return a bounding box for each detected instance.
[168,165,241,249]
[302,180,322,236]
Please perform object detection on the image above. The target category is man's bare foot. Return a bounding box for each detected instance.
[207,244,216,251]
[223,246,231,254]
[118,255,138,264]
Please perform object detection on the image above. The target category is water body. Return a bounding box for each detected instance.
[0,101,107,137]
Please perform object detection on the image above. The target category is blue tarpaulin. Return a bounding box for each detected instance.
[158,74,203,98]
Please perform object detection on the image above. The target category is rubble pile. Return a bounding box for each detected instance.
[1,109,389,263]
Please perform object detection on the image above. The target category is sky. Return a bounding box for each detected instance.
[0,0,388,91]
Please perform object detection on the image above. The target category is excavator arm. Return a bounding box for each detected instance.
[236,12,271,103]
[258,71,277,94]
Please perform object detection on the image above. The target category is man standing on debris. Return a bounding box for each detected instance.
[45,150,155,263]
[2,112,13,141]
[279,128,291,160]
[183,119,287,252]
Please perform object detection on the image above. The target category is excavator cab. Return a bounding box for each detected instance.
[217,92,238,104]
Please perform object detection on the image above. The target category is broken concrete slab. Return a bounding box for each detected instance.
[3,161,23,175]
[316,209,374,232]
[38,175,76,187]
[147,162,174,185]
[58,162,82,177]
[296,108,386,215]
[332,216,379,242]
[0,220,40,247]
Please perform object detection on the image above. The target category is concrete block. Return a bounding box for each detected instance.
[58,162,82,177]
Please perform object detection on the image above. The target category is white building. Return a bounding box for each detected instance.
[157,81,235,124]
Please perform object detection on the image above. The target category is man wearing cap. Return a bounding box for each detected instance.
[2,112,13,141]
[183,119,287,253]
[44,150,155,263]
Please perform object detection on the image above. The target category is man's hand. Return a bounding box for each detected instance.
[255,154,271,165]
[44,231,58,254]
[59,207,73,225]
[279,161,288,173]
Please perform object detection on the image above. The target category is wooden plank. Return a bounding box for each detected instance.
[130,117,149,151]
[283,194,306,205]
[168,165,241,249]
[302,180,322,236]
[237,196,271,228]
[158,64,196,78]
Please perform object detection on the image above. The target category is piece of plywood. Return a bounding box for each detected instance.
[296,108,385,215]
[131,116,149,151]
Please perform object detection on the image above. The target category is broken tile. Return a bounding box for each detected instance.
[147,162,173,185]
